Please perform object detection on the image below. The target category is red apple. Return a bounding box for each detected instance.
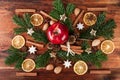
[47,22,69,44]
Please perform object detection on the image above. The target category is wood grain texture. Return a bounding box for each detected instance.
[0,0,120,80]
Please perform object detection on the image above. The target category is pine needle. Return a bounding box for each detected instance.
[35,50,51,68]
[66,3,75,16]
[5,46,27,69]
[13,13,33,34]
[32,30,49,44]
[53,0,65,14]
[57,50,107,68]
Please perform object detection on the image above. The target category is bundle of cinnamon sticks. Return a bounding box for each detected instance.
[61,45,83,54]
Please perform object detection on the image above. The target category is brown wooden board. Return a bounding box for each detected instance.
[0,0,120,80]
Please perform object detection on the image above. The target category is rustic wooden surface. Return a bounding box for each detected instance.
[0,0,120,80]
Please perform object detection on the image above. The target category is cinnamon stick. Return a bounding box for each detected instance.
[61,45,81,50]
[61,44,83,54]
[16,72,37,76]
[90,70,111,74]
[15,9,36,13]
[40,10,58,21]
[26,40,44,48]
[0,67,14,70]
[73,10,85,27]
[61,48,83,54]
[87,7,108,12]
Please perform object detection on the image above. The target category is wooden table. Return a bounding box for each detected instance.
[0,0,120,80]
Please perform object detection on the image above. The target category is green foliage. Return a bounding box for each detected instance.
[80,51,107,68]
[66,3,75,16]
[64,18,73,34]
[14,28,27,34]
[53,0,65,14]
[97,19,116,39]
[5,46,27,69]
[13,15,27,28]
[23,13,33,28]
[57,50,107,68]
[32,30,49,44]
[13,13,33,34]
[80,12,116,39]
[81,40,90,50]
[15,58,24,69]
[50,10,60,20]
[35,50,51,68]
[50,0,75,34]
[13,13,48,43]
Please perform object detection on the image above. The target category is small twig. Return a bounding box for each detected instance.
[40,10,58,21]
[73,10,85,27]
[87,7,108,12]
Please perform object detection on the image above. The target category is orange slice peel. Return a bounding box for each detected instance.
[73,60,88,75]
[22,59,35,72]
[12,35,25,49]
[30,13,43,26]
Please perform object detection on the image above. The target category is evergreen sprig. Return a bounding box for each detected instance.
[5,46,27,69]
[32,30,49,44]
[35,50,51,68]
[13,13,33,34]
[57,50,107,68]
[80,12,116,39]
[50,0,75,34]
[57,40,107,68]
[13,13,48,44]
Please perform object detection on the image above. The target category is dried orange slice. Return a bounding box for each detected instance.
[22,59,35,72]
[73,60,88,75]
[30,14,43,26]
[101,40,115,54]
[83,12,97,26]
[12,35,25,49]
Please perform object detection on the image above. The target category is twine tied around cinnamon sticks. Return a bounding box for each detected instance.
[61,42,83,56]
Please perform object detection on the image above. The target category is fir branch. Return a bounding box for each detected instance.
[13,13,33,34]
[23,13,33,28]
[50,0,74,34]
[80,12,116,39]
[95,12,106,27]
[57,50,81,62]
[57,50,107,68]
[50,9,60,20]
[81,40,90,50]
[66,3,75,16]
[13,15,27,28]
[15,58,24,69]
[35,50,51,68]
[81,51,107,68]
[64,18,74,34]
[53,0,65,14]
[5,46,27,66]
[97,19,116,39]
[32,30,49,44]
[14,27,27,34]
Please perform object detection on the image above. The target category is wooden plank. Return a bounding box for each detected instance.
[0,0,120,80]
